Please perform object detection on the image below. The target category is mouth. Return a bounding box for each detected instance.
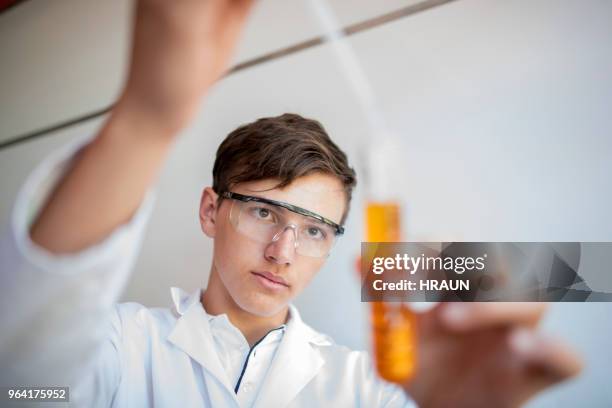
[251,271,290,291]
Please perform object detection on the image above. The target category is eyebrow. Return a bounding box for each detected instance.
[262,203,328,227]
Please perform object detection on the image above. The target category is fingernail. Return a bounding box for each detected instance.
[442,303,469,327]
[509,328,537,356]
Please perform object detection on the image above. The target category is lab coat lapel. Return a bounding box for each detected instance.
[166,288,235,398]
[255,305,325,408]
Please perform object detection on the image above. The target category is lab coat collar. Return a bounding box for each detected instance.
[167,288,328,408]
[253,304,326,408]
[167,287,236,398]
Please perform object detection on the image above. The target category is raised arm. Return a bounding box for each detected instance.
[30,0,254,253]
[0,1,255,396]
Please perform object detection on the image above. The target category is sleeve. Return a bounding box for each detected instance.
[0,134,156,403]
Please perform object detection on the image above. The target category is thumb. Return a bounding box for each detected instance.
[509,328,583,395]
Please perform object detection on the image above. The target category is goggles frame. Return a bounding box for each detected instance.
[220,191,345,236]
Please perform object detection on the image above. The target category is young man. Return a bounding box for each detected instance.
[0,1,581,407]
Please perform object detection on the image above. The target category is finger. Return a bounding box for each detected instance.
[440,302,548,331]
[509,328,583,383]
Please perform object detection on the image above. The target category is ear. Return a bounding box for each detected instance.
[199,187,219,238]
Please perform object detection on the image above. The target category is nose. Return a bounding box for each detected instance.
[265,226,297,265]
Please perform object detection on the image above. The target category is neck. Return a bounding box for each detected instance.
[201,266,288,347]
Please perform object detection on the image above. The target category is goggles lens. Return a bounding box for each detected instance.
[229,199,337,258]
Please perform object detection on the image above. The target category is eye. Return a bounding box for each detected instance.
[249,206,278,223]
[306,226,325,240]
[256,207,271,219]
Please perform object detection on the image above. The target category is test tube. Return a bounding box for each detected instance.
[306,0,418,384]
[366,202,417,383]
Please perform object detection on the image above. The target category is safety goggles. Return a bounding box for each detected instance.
[221,191,344,258]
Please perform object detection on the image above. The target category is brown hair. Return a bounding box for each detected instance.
[213,113,357,224]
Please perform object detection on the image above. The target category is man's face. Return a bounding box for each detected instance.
[201,173,347,317]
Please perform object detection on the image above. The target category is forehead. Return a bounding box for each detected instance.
[232,173,347,225]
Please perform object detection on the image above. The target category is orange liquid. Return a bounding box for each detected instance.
[366,202,417,383]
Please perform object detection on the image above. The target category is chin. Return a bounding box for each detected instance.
[235,293,289,318]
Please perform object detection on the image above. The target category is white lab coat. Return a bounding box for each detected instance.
[0,135,416,407]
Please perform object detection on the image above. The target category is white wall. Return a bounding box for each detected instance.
[1,0,611,406]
